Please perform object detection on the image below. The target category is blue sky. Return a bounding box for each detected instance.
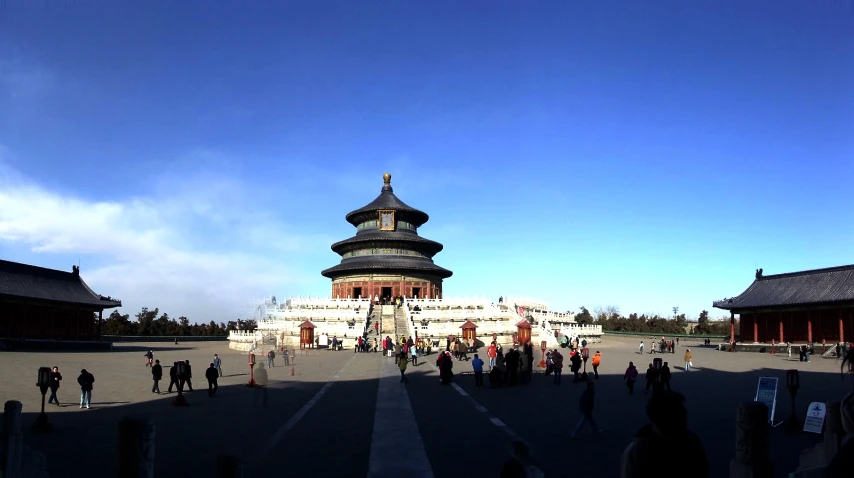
[1,1,852,322]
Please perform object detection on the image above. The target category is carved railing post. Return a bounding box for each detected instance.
[2,400,24,477]
[821,401,843,463]
[729,401,773,478]
[217,455,243,477]
[117,416,155,478]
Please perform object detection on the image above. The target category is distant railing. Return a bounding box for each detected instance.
[104,335,229,342]
[602,330,728,339]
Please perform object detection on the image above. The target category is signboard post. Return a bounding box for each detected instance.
[754,377,781,427]
[803,402,826,434]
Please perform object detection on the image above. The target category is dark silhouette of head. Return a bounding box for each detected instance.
[647,391,688,436]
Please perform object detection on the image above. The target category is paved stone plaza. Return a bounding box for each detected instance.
[1,337,851,477]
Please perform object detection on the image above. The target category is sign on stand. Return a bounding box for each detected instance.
[803,402,826,434]
[754,377,780,426]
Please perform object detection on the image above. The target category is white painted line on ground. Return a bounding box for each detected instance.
[425,357,545,476]
[368,358,434,477]
[252,353,357,468]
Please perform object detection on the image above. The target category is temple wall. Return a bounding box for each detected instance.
[0,301,97,341]
[331,274,442,299]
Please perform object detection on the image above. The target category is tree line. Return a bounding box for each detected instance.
[572,306,733,336]
[101,308,258,336]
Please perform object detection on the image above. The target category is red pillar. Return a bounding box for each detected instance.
[779,312,784,343]
[807,311,813,343]
[730,312,736,344]
[839,309,845,343]
[753,317,759,343]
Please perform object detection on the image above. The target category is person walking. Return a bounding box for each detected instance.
[398,352,409,384]
[644,364,658,394]
[151,360,162,394]
[552,349,564,385]
[144,350,153,367]
[267,349,275,367]
[472,353,485,388]
[638,341,644,354]
[571,382,604,438]
[48,366,62,405]
[488,342,497,369]
[684,349,692,372]
[167,362,179,393]
[183,360,194,391]
[374,320,379,335]
[411,342,418,365]
[282,348,290,366]
[661,362,672,392]
[213,354,223,376]
[624,362,638,395]
[592,351,602,379]
[77,369,94,409]
[206,363,219,397]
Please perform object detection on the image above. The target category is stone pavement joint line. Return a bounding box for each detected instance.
[367,358,434,478]
[429,360,545,476]
[251,353,358,472]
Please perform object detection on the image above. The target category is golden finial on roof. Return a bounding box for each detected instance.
[383,173,391,185]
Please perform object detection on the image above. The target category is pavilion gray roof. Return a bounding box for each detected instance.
[321,256,453,279]
[713,264,854,311]
[345,177,429,226]
[0,260,122,309]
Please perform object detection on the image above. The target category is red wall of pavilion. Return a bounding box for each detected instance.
[739,308,853,343]
[331,279,442,300]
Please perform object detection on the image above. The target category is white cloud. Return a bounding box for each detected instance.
[0,151,331,323]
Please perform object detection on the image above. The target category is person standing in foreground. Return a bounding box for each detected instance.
[151,360,162,394]
[398,352,409,383]
[77,369,94,409]
[472,353,484,388]
[551,349,564,385]
[48,366,62,405]
[684,349,692,372]
[620,391,708,477]
[571,382,604,438]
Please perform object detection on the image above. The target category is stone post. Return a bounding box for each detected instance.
[729,401,773,478]
[2,400,24,477]
[217,455,243,477]
[820,401,843,463]
[117,416,155,478]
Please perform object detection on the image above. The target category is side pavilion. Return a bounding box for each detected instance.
[714,265,854,344]
[0,260,122,344]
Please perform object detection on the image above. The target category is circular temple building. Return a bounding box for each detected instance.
[321,173,453,301]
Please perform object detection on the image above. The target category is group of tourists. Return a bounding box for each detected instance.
[41,366,95,409]
[638,337,680,355]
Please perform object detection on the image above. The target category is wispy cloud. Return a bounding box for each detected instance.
[0,148,330,322]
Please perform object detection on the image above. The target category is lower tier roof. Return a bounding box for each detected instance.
[321,256,453,279]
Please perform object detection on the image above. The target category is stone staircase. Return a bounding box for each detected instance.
[394,307,411,339]
[380,305,396,335]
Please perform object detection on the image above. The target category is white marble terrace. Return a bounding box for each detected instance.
[229,296,602,351]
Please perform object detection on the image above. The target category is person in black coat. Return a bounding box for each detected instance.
[48,366,62,405]
[205,363,219,397]
[168,362,179,393]
[183,360,194,392]
[151,360,162,394]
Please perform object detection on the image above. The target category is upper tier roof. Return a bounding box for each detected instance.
[330,231,444,255]
[713,264,854,311]
[345,173,429,226]
[0,259,122,309]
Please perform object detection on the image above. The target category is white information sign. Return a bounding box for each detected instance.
[803,402,826,434]
[754,377,779,424]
